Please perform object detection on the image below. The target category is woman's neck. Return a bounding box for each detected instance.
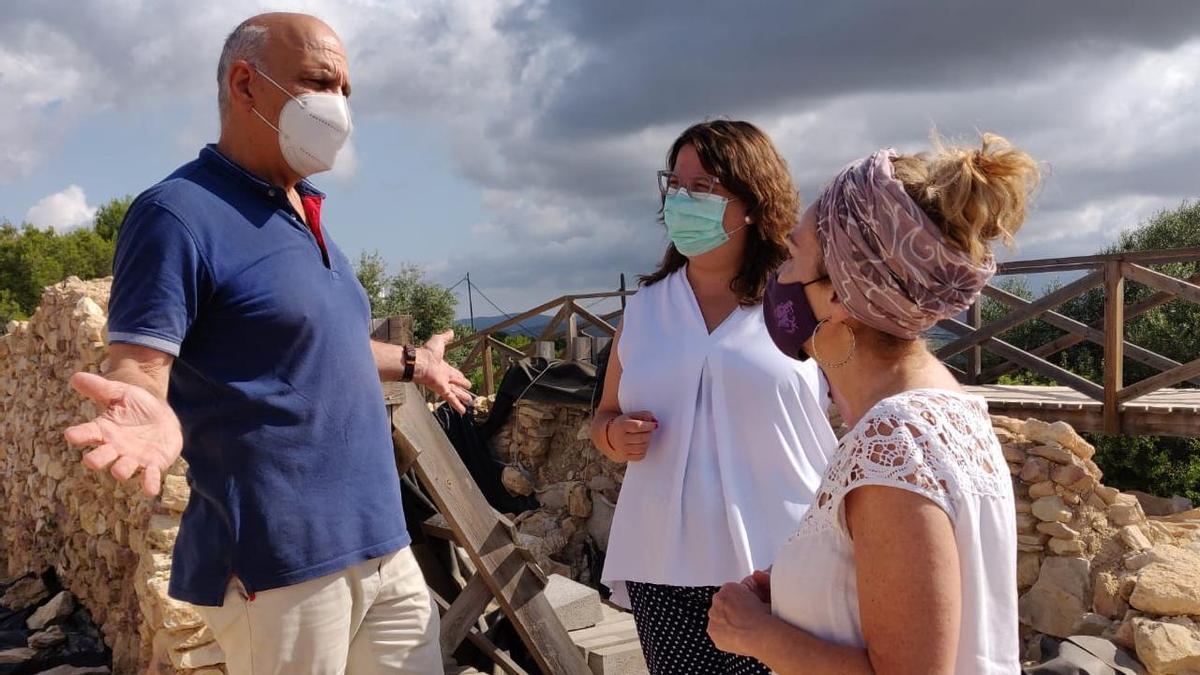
[822,344,955,427]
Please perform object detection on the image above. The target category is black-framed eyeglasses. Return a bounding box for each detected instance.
[657,170,724,197]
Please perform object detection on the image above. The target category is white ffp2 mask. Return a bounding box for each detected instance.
[251,67,353,177]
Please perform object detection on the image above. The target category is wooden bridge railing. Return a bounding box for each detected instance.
[448,291,631,396]
[935,247,1200,435]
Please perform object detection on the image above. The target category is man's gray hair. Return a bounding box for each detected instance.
[217,21,269,119]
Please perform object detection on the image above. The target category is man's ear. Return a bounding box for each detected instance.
[227,60,257,112]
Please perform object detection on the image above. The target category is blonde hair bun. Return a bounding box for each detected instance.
[892,132,1041,263]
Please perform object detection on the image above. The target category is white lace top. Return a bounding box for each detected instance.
[772,389,1020,674]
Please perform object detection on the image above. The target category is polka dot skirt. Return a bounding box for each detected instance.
[626,582,771,675]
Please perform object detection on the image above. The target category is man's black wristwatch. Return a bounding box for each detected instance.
[400,345,417,382]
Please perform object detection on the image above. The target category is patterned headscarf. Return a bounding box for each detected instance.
[815,149,996,340]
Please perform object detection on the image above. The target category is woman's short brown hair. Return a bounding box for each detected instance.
[639,120,799,306]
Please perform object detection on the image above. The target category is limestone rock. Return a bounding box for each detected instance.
[27,590,74,630]
[1020,457,1051,484]
[0,576,48,611]
[1093,571,1129,619]
[1036,521,1079,539]
[1049,538,1086,556]
[1032,495,1073,523]
[1029,443,1075,465]
[1110,497,1146,527]
[0,647,38,664]
[1119,525,1153,552]
[1129,560,1200,616]
[1050,463,1095,493]
[169,639,224,669]
[501,465,535,497]
[1017,552,1042,590]
[1029,481,1058,499]
[1129,491,1194,517]
[567,483,592,519]
[1072,612,1113,637]
[27,624,66,649]
[1018,556,1091,638]
[1133,616,1200,675]
[159,474,190,512]
[1095,485,1120,506]
[1022,419,1095,460]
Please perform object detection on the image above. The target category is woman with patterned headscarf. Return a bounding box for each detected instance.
[706,133,1040,674]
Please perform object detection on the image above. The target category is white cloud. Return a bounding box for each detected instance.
[24,184,97,231]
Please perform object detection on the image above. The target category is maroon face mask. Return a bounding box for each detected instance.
[763,273,826,361]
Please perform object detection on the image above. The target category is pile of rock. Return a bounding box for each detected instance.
[0,278,224,674]
[995,415,1200,674]
[491,400,625,583]
[0,569,110,673]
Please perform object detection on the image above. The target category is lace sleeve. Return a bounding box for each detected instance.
[812,406,958,535]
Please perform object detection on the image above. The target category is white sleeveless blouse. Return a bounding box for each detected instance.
[772,389,1020,674]
[602,268,836,607]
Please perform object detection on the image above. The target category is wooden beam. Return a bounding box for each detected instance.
[430,588,529,675]
[966,301,981,385]
[488,336,527,361]
[447,296,568,350]
[982,272,1200,383]
[1122,263,1200,306]
[997,246,1200,274]
[568,301,617,336]
[538,303,573,341]
[940,318,1104,400]
[979,284,1200,386]
[482,343,495,398]
[441,573,496,656]
[936,271,1104,361]
[1118,356,1200,404]
[391,387,592,675]
[1104,261,1125,435]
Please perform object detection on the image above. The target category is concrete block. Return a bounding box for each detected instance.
[546,573,603,631]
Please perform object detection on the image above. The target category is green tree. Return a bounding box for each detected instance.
[354,251,458,343]
[93,195,134,241]
[0,221,115,330]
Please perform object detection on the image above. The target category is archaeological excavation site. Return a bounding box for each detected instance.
[1,274,1199,675]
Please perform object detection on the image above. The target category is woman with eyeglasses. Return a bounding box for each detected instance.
[590,120,836,675]
[704,134,1039,674]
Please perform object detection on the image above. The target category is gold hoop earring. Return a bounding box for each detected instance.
[811,319,856,368]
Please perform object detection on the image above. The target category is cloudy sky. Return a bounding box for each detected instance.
[2,1,1198,320]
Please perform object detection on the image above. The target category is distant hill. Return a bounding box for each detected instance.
[455,313,555,337]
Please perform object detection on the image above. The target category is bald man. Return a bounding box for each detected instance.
[63,13,461,673]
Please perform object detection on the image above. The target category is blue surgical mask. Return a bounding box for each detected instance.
[663,188,747,257]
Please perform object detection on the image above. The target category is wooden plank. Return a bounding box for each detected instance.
[965,384,1200,437]
[422,513,455,541]
[391,385,592,675]
[447,296,569,351]
[940,318,1104,400]
[488,336,528,361]
[442,573,496,655]
[1104,261,1125,435]
[1123,262,1200,306]
[568,301,617,336]
[936,271,1103,360]
[430,588,529,675]
[1119,356,1200,403]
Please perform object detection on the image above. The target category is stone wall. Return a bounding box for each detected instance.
[0,278,221,674]
[496,402,1200,674]
[490,399,625,584]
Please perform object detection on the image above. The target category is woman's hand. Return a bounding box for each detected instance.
[707,581,773,658]
[741,569,772,603]
[602,411,658,462]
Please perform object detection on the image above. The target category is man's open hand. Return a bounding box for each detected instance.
[63,372,183,497]
[415,330,474,415]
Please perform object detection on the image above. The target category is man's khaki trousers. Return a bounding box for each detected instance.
[198,547,442,674]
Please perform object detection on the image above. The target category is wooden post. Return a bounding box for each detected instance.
[572,337,594,364]
[534,341,556,361]
[483,342,495,398]
[1103,261,1125,435]
[566,310,579,361]
[967,300,982,385]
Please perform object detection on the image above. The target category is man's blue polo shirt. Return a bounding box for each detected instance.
[107,145,410,606]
